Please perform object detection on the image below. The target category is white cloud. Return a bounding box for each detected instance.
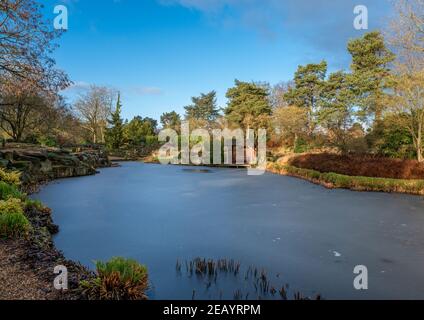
[159,0,392,52]
[63,81,91,92]
[130,86,163,96]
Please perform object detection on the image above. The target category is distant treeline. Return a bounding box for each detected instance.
[0,0,423,162]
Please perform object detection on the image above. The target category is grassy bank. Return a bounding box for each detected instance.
[0,168,93,300]
[267,163,424,196]
[0,166,149,300]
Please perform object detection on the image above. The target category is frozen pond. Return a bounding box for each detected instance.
[34,162,424,299]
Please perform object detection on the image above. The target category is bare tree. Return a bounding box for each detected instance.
[388,72,424,162]
[0,0,70,141]
[270,81,294,109]
[0,0,69,90]
[0,78,53,141]
[73,86,116,144]
[386,0,424,161]
[388,0,424,71]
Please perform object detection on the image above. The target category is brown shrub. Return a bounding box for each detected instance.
[289,153,424,180]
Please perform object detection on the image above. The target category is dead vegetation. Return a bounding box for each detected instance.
[290,153,424,180]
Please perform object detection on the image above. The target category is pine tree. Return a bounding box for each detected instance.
[184,91,220,122]
[224,80,272,130]
[106,93,124,150]
[284,61,328,136]
[160,111,181,131]
[347,31,395,122]
[319,71,356,151]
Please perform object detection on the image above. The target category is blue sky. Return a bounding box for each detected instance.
[43,0,394,122]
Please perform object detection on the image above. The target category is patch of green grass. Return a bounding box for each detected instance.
[24,199,46,211]
[269,163,424,195]
[96,258,148,283]
[0,168,21,187]
[0,198,24,215]
[0,198,30,239]
[80,257,149,300]
[0,212,30,238]
[0,181,24,200]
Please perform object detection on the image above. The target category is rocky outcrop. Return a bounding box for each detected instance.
[0,145,111,184]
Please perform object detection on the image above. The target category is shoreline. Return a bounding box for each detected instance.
[3,158,422,300]
[143,157,424,196]
[267,162,424,196]
[0,200,95,300]
[0,147,111,300]
[31,161,424,300]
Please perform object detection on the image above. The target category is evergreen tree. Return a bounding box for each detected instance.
[160,111,181,130]
[284,61,328,136]
[125,116,158,146]
[347,31,395,122]
[184,91,220,122]
[105,93,124,150]
[319,71,356,151]
[224,80,272,130]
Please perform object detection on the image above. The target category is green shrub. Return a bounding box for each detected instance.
[0,168,21,187]
[80,257,149,300]
[37,135,58,148]
[145,135,158,146]
[0,198,24,215]
[25,199,47,212]
[294,138,309,154]
[281,165,424,195]
[0,181,23,200]
[0,199,30,239]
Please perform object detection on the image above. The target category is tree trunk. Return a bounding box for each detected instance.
[100,126,105,144]
[417,138,423,162]
[417,122,423,162]
[15,131,22,142]
[294,133,298,149]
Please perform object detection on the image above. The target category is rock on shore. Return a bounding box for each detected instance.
[0,145,111,184]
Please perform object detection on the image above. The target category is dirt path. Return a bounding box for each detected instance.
[0,240,56,300]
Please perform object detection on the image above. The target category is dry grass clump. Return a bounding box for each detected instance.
[80,257,149,300]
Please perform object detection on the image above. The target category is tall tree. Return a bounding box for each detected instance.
[273,106,308,148]
[184,91,220,123]
[386,0,424,162]
[0,0,69,91]
[347,31,395,122]
[42,96,86,146]
[142,117,158,135]
[0,0,70,141]
[160,111,181,131]
[0,91,46,141]
[319,71,356,151]
[270,81,293,109]
[73,86,115,144]
[284,61,328,136]
[0,77,61,142]
[106,93,124,150]
[387,71,424,162]
[388,0,424,71]
[125,116,157,146]
[225,80,272,130]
